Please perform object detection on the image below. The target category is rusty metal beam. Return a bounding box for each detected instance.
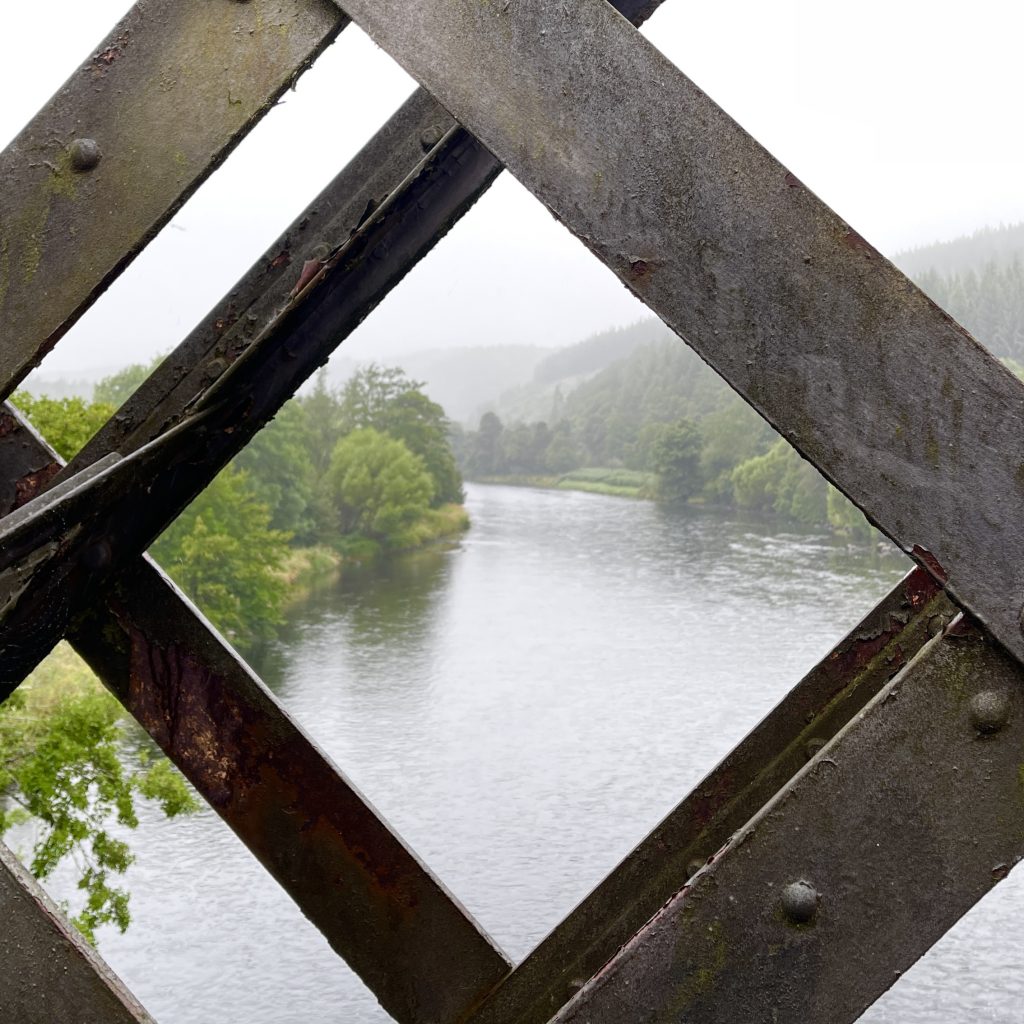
[0,840,156,1022]
[461,568,953,1024]
[0,408,512,1024]
[0,0,344,403]
[326,0,1024,674]
[550,614,1024,1024]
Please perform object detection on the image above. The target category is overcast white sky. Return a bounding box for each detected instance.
[5,0,1024,376]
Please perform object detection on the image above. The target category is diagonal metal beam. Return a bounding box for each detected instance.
[0,840,157,1022]
[0,407,512,1024]
[68,87,455,474]
[323,0,1024,675]
[0,124,503,691]
[461,568,954,1024]
[0,0,344,403]
[549,613,1024,1024]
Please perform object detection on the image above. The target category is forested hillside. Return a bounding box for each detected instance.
[459,220,1024,534]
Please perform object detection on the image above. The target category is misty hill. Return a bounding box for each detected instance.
[366,345,548,425]
[895,223,1024,278]
[481,319,672,425]
[892,222,1024,363]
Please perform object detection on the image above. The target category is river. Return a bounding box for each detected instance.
[39,484,1024,1022]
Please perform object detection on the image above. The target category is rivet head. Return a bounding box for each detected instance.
[420,124,446,152]
[685,858,704,878]
[804,737,826,761]
[68,138,101,172]
[780,880,819,924]
[969,691,1011,734]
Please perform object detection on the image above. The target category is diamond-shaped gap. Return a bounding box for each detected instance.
[219,158,911,1000]
[8,12,925,1019]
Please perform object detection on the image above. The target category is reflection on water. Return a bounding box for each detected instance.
[43,484,1024,1023]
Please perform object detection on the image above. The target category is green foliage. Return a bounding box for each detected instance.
[93,357,164,408]
[338,364,464,505]
[648,419,704,504]
[151,465,291,648]
[826,487,876,542]
[233,401,318,540]
[731,439,828,526]
[0,650,197,943]
[326,428,434,542]
[914,258,1024,362]
[11,392,115,460]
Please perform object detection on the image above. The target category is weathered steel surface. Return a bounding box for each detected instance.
[551,616,1024,1023]
[72,557,511,1024]
[0,415,511,1024]
[328,0,1024,672]
[0,0,344,402]
[71,88,455,469]
[464,569,953,1024]
[0,840,156,1022]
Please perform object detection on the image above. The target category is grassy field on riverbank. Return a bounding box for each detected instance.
[475,469,656,500]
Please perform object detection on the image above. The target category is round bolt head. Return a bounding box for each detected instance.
[68,138,101,172]
[685,857,705,879]
[420,124,446,152]
[969,690,1011,734]
[781,880,818,924]
[804,737,826,761]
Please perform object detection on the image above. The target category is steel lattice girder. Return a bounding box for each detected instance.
[0,132,512,1024]
[0,70,959,1024]
[2,0,1024,1022]
[549,616,1024,1024]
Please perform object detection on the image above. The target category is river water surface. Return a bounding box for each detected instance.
[46,484,1024,1022]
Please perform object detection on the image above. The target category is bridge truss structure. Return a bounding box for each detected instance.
[2,2,1024,1021]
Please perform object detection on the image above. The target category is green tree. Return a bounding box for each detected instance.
[233,401,318,541]
[465,411,506,476]
[11,393,115,460]
[150,466,291,648]
[731,439,828,525]
[1,651,196,943]
[649,419,703,504]
[339,365,464,504]
[826,486,877,542]
[93,355,167,408]
[325,428,434,541]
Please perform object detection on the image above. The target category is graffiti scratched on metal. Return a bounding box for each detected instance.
[0,0,344,403]
[0,841,155,1023]
[463,569,953,1024]
[552,618,1024,1024]
[329,0,1024,673]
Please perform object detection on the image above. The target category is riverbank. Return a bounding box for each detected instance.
[473,468,655,500]
[278,503,471,598]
